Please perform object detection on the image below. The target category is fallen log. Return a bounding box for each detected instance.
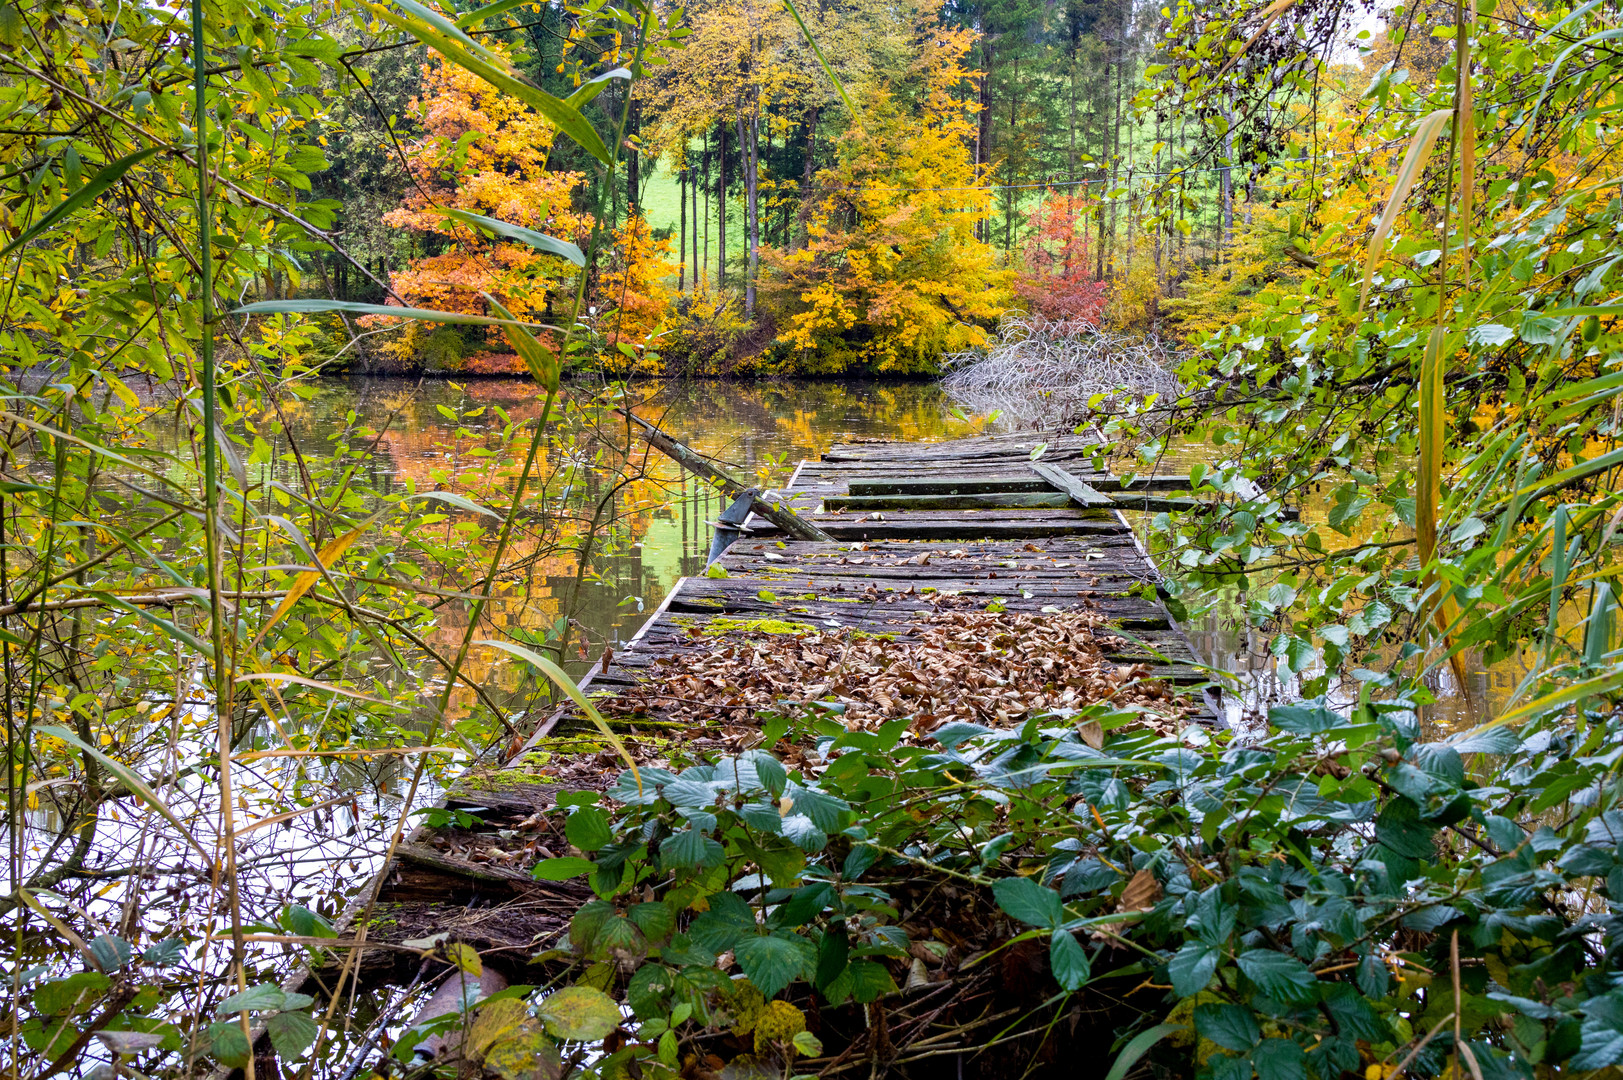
[619,409,833,542]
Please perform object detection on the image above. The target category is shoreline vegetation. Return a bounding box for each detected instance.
[4,0,1623,1072]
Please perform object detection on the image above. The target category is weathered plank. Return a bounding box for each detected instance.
[825,492,1075,511]
[1031,461,1114,507]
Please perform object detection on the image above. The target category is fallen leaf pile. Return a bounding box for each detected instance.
[599,605,1195,736]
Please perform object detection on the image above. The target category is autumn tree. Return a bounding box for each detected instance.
[767,13,1011,373]
[377,48,591,370]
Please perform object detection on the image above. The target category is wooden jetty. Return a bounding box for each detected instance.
[345,429,1211,985]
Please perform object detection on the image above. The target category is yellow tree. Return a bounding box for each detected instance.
[766,15,1011,373]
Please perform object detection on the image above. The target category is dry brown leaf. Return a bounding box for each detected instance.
[1117,869,1162,913]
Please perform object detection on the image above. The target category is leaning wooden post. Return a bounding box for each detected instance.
[619,409,834,543]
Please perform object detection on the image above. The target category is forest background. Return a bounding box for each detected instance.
[302,0,1315,378]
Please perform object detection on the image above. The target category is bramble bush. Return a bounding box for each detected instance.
[503,689,1623,1079]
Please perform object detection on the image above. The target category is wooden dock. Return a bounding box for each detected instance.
[351,429,1208,983]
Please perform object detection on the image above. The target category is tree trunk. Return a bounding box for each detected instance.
[795,104,819,252]
[678,163,687,293]
[702,135,711,289]
[627,97,640,216]
[694,150,702,287]
[717,121,727,292]
[737,87,760,318]
[1004,53,1017,256]
[977,44,992,245]
[1220,101,1234,265]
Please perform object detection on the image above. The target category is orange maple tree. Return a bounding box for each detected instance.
[376,49,591,371]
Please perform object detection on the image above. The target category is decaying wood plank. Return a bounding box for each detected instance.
[825,492,1075,511]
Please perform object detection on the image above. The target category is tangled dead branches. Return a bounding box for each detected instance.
[941,314,1186,428]
[601,608,1195,736]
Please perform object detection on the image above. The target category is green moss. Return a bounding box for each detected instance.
[698,616,815,635]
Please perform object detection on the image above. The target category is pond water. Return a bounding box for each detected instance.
[298,377,1009,669]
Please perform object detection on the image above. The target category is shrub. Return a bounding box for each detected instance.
[520,690,1623,1079]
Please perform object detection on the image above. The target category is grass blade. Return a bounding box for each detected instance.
[1548,505,1569,644]
[1585,583,1615,666]
[234,672,409,709]
[483,293,558,391]
[1456,4,1474,285]
[1469,669,1623,731]
[566,66,631,110]
[783,0,855,114]
[37,725,211,858]
[231,298,555,329]
[479,639,640,790]
[88,591,214,657]
[1418,327,1446,570]
[1104,1024,1187,1080]
[366,0,614,165]
[436,208,584,266]
[1360,108,1453,310]
[453,0,530,27]
[1,146,165,258]
[251,513,381,650]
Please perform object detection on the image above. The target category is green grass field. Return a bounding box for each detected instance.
[636,158,747,288]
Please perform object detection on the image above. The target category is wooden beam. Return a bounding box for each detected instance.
[1030,462,1114,506]
[825,491,1074,511]
[846,477,1056,496]
[619,410,833,542]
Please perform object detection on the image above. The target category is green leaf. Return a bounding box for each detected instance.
[37,726,209,859]
[2,146,165,258]
[788,785,849,832]
[734,934,812,998]
[565,66,631,109]
[1359,108,1452,309]
[533,856,596,881]
[536,985,620,1041]
[34,971,111,1015]
[89,934,131,971]
[1103,1024,1186,1080]
[409,490,500,518]
[208,1020,253,1067]
[453,0,531,27]
[565,807,613,851]
[365,0,614,164]
[1167,941,1221,997]
[1236,950,1317,1005]
[438,208,583,265]
[993,878,1064,928]
[689,893,755,954]
[627,902,674,943]
[282,904,337,939]
[483,293,558,392]
[1251,1036,1308,1080]
[846,958,897,1003]
[444,942,483,976]
[660,827,724,870]
[1194,1004,1260,1052]
[1049,931,1090,990]
[266,1011,320,1061]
